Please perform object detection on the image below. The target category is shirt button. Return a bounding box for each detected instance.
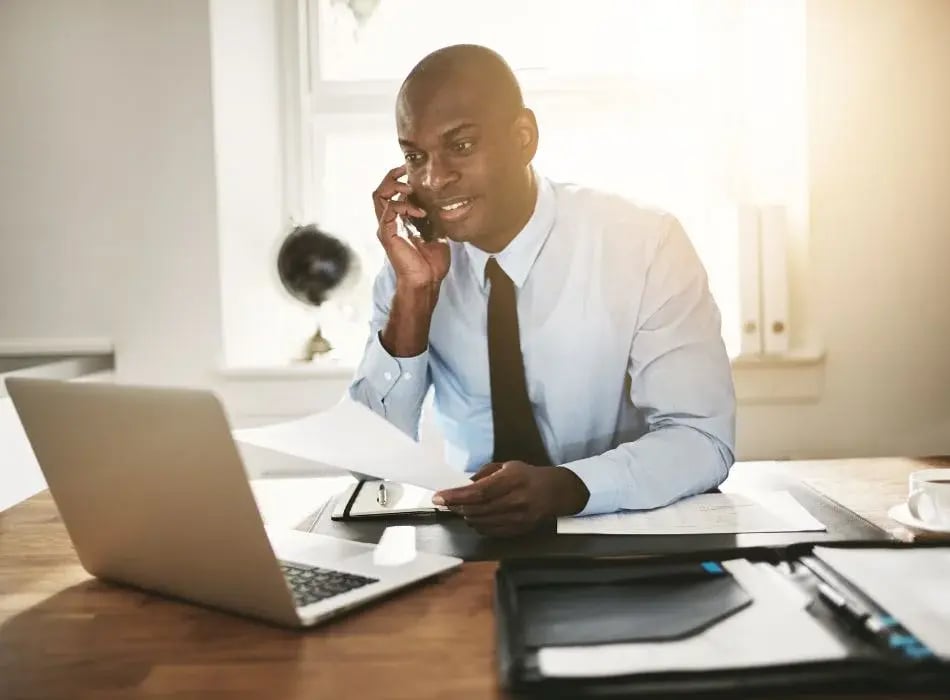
[404,372,413,380]
[383,372,393,381]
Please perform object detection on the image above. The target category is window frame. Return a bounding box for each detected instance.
[273,0,814,370]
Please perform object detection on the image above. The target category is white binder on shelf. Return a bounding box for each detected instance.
[759,205,791,354]
[737,206,763,356]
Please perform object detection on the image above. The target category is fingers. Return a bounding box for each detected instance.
[376,201,398,244]
[372,165,409,202]
[434,466,518,506]
[433,482,487,507]
[452,490,526,518]
[373,180,412,201]
[376,200,426,248]
[373,165,425,220]
[472,462,504,481]
[473,464,525,500]
[381,197,425,223]
[431,463,543,537]
[375,184,413,219]
[386,164,407,180]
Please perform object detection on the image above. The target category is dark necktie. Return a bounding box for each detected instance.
[486,257,552,466]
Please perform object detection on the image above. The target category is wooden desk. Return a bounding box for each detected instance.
[1,457,947,700]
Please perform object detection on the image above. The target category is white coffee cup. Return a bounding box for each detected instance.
[907,468,950,527]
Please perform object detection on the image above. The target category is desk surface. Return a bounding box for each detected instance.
[2,457,948,700]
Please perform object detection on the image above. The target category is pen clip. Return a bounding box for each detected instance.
[376,482,388,507]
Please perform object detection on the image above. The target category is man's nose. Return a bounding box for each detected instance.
[421,153,458,192]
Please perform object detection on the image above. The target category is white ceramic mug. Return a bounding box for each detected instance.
[907,468,950,527]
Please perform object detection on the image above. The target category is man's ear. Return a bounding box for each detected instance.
[512,108,539,165]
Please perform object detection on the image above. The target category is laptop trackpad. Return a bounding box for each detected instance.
[269,528,373,563]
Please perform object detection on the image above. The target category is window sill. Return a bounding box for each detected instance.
[217,348,826,411]
[0,337,114,355]
[214,359,357,419]
[731,348,826,404]
[217,358,356,381]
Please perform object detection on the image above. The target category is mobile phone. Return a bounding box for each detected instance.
[404,193,436,242]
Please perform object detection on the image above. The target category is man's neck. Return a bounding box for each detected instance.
[475,172,538,254]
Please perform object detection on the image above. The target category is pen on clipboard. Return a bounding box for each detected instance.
[376,482,388,507]
[803,556,934,660]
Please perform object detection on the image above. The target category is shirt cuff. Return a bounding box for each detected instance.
[361,331,429,401]
[561,454,624,516]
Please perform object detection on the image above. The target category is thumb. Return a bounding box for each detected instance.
[472,462,504,481]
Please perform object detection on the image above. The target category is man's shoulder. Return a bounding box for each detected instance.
[549,180,675,242]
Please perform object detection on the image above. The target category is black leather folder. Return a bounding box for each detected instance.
[298,470,887,561]
[496,541,950,697]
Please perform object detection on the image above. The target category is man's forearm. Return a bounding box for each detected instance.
[380,283,439,357]
[563,425,732,515]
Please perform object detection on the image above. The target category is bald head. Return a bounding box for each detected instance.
[397,44,524,124]
[393,45,539,253]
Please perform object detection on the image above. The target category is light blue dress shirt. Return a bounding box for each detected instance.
[349,175,736,516]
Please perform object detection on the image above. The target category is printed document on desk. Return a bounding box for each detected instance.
[233,398,471,492]
[557,491,826,535]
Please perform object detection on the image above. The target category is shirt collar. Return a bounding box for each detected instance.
[463,174,556,291]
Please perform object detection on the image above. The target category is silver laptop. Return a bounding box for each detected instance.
[5,377,461,628]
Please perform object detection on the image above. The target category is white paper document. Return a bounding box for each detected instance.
[249,476,355,528]
[557,491,826,535]
[537,558,848,678]
[813,546,950,659]
[232,398,471,493]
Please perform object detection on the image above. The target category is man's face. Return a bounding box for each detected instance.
[396,77,532,248]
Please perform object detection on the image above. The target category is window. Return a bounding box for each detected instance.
[274,0,806,365]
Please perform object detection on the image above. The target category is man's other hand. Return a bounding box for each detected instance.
[432,462,590,537]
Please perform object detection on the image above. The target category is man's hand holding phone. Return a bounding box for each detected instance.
[372,165,450,357]
[372,165,449,290]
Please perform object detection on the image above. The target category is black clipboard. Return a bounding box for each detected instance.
[496,540,950,697]
[329,479,453,521]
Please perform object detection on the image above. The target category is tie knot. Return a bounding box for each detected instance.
[485,257,508,285]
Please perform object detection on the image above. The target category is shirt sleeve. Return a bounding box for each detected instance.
[562,215,737,515]
[347,262,432,440]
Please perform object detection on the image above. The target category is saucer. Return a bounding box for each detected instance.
[887,503,950,538]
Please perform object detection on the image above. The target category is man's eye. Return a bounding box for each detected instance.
[404,152,423,164]
[452,140,474,154]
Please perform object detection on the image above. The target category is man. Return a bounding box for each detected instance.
[349,45,736,537]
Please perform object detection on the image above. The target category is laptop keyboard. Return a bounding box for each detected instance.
[279,562,379,608]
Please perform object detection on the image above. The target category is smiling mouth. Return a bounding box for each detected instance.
[434,197,476,222]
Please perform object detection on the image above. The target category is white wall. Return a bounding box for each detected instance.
[0,0,222,387]
[1,2,121,341]
[738,0,950,459]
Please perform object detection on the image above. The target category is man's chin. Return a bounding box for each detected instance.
[436,223,474,244]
